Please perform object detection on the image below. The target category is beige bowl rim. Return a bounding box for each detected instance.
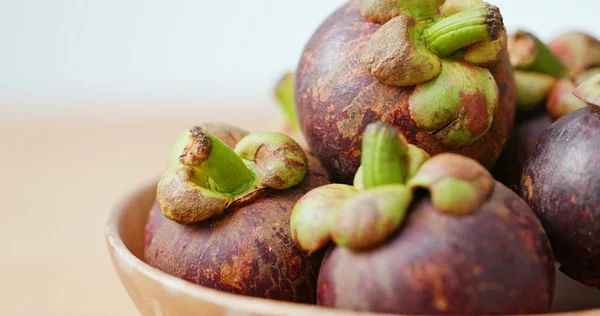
[105,181,600,316]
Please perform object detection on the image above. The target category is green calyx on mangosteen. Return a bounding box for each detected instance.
[513,71,558,112]
[291,122,418,252]
[522,76,600,288]
[508,31,567,78]
[291,121,555,314]
[507,30,567,113]
[493,31,594,191]
[546,32,600,120]
[491,30,559,191]
[573,74,600,106]
[408,153,494,216]
[360,1,503,147]
[291,121,494,253]
[408,61,499,149]
[157,125,308,224]
[547,68,600,120]
[145,123,331,302]
[548,31,600,75]
[295,0,516,183]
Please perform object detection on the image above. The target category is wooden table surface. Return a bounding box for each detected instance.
[0,110,272,315]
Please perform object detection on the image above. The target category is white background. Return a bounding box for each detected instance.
[1,0,598,117]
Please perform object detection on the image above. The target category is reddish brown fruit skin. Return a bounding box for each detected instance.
[492,109,552,191]
[145,159,330,303]
[522,106,600,288]
[317,183,555,315]
[295,1,516,183]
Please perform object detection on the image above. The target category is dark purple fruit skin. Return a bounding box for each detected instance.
[522,106,600,288]
[144,155,329,303]
[492,109,552,191]
[144,123,330,303]
[295,1,516,183]
[317,183,555,315]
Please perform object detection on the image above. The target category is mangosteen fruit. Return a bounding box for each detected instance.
[491,31,563,190]
[291,122,555,314]
[547,68,600,120]
[491,108,552,190]
[144,123,330,303]
[295,0,517,183]
[548,31,600,75]
[546,32,600,120]
[522,75,600,288]
[508,30,567,113]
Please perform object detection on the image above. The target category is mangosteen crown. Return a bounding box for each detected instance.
[549,32,600,75]
[156,124,308,225]
[358,0,508,148]
[290,122,494,253]
[574,74,600,106]
[531,32,600,118]
[546,68,600,120]
[506,30,569,113]
[508,31,568,78]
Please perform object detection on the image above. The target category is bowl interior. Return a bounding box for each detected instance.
[105,182,600,316]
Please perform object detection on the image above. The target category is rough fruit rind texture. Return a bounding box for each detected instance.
[145,155,330,302]
[522,106,600,288]
[295,2,515,183]
[317,183,555,314]
[146,123,330,302]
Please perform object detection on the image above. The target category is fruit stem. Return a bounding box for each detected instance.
[275,73,300,131]
[179,127,254,194]
[361,122,408,189]
[508,31,568,78]
[422,3,503,57]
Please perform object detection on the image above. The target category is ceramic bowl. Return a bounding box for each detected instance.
[105,182,600,316]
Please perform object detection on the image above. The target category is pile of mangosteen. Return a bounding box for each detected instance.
[143,0,600,314]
